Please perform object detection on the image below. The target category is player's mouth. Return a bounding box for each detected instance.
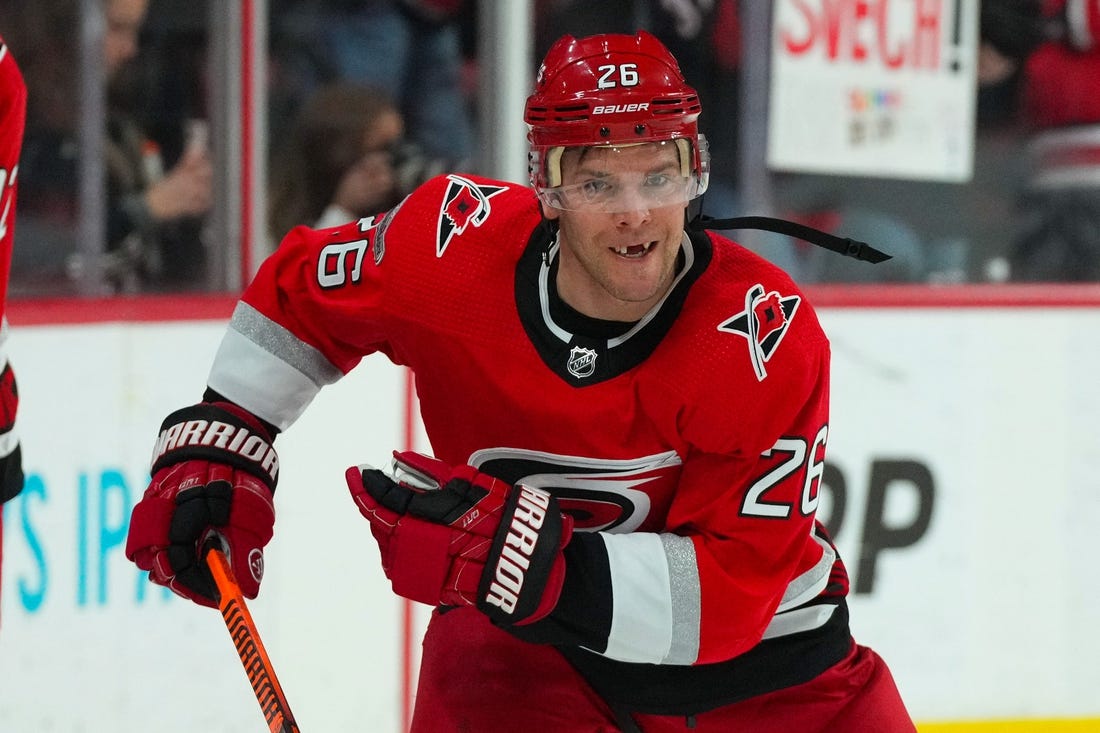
[610,240,656,259]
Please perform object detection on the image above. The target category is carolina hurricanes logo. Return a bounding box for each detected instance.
[470,448,683,533]
[718,284,801,381]
[436,174,506,257]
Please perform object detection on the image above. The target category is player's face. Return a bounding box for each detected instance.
[543,143,688,323]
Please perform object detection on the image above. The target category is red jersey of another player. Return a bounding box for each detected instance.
[0,38,29,623]
[206,172,850,712]
[0,39,25,311]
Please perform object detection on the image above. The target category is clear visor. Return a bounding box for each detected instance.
[538,170,706,213]
[535,138,709,213]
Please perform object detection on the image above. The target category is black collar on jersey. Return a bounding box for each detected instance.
[515,224,712,387]
[547,271,637,340]
[688,214,892,263]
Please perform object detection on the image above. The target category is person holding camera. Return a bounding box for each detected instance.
[267,82,408,241]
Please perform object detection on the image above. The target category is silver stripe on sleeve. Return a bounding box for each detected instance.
[660,532,702,665]
[206,302,343,430]
[229,302,344,386]
[775,530,834,613]
[599,526,834,661]
[600,532,701,665]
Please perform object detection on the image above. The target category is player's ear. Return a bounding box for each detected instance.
[540,201,562,221]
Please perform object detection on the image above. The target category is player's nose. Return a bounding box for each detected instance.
[611,186,653,225]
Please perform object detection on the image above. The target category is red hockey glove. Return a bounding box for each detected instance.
[125,402,278,608]
[0,361,24,504]
[347,451,573,626]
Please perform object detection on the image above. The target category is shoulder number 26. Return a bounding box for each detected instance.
[741,425,828,519]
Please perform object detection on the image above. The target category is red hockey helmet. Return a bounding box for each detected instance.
[525,31,709,209]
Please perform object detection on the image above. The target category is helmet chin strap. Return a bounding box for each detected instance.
[687,209,892,264]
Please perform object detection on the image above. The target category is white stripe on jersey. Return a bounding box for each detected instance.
[596,525,835,665]
[598,531,702,665]
[207,303,342,430]
[0,425,18,457]
[761,603,837,640]
[776,529,834,612]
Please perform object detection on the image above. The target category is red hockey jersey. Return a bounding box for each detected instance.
[0,38,28,624]
[1023,1,1100,129]
[209,173,850,711]
[0,39,26,313]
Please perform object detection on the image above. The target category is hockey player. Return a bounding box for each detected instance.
[126,32,916,731]
[0,37,28,624]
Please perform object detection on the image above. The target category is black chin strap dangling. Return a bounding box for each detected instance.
[688,214,892,263]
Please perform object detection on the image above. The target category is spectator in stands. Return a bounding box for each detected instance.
[267,83,405,243]
[100,0,214,290]
[6,0,213,293]
[269,0,474,169]
[0,0,85,291]
[997,0,1100,281]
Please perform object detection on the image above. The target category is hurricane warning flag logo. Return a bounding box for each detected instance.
[437,174,506,257]
[718,284,800,381]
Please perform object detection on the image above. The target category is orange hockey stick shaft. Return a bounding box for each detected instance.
[206,546,301,733]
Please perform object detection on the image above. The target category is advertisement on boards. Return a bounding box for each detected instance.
[767,0,979,181]
[0,322,412,732]
[2,307,1099,731]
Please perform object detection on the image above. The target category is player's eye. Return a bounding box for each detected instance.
[580,178,614,200]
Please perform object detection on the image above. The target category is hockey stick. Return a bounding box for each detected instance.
[205,543,301,733]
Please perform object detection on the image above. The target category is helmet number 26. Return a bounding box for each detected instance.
[597,63,640,89]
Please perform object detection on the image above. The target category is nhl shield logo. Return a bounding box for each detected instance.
[567,346,598,379]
